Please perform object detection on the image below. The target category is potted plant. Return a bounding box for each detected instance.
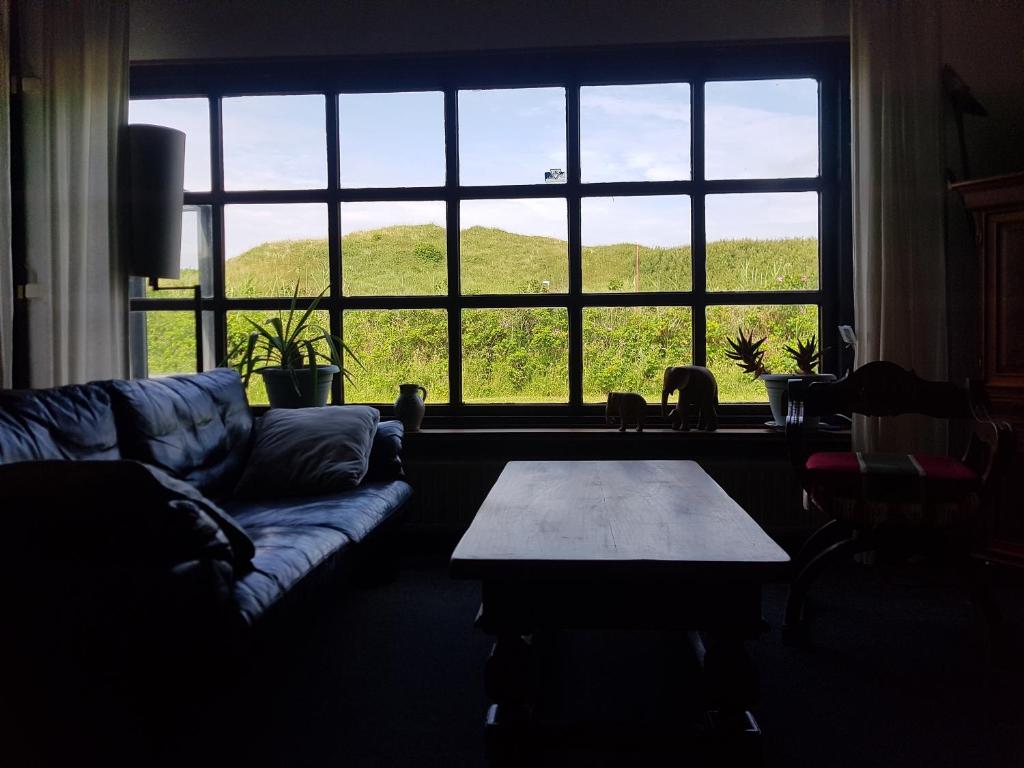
[726,329,833,426]
[228,283,360,408]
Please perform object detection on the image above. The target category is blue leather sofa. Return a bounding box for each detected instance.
[0,367,412,631]
[0,368,413,764]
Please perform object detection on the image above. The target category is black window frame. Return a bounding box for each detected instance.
[129,40,852,426]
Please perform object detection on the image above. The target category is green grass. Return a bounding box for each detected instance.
[144,224,821,404]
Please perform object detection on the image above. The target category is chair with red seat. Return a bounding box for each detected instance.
[783,361,1012,644]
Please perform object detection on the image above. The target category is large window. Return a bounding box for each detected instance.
[129,43,850,419]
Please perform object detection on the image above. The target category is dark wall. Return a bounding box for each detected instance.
[128,0,849,61]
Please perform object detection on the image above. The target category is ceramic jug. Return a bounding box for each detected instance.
[394,383,427,432]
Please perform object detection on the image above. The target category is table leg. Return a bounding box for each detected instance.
[483,631,535,764]
[692,630,763,766]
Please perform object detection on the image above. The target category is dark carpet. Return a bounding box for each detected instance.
[228,549,1024,768]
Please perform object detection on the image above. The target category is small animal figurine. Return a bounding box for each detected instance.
[661,365,719,431]
[606,392,647,432]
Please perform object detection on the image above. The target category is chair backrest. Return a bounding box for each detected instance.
[801,361,973,420]
[788,361,1013,491]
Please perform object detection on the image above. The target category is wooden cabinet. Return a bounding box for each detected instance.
[954,172,1024,566]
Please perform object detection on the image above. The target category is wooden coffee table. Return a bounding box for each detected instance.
[450,460,790,763]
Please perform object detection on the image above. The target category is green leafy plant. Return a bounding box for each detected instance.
[226,282,361,393]
[413,242,443,263]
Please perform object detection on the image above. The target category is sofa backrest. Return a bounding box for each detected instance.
[103,369,253,501]
[0,383,122,465]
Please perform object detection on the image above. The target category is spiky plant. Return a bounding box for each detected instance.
[725,327,769,379]
[784,335,823,375]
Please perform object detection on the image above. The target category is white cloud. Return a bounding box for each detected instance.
[460,198,567,240]
[341,201,446,234]
[581,86,692,183]
[222,95,328,191]
[705,104,818,179]
[582,91,691,123]
[706,192,818,240]
[224,203,327,259]
[129,97,211,192]
[582,195,691,248]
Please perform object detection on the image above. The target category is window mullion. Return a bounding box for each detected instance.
[567,81,583,407]
[444,87,462,410]
[210,94,227,368]
[691,79,707,368]
[327,91,343,402]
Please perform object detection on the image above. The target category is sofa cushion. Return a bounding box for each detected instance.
[233,405,380,500]
[0,383,120,465]
[225,479,413,543]
[103,369,253,501]
[231,525,354,626]
[366,420,405,481]
[226,479,411,625]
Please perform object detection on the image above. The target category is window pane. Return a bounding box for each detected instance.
[705,79,818,179]
[462,308,568,403]
[581,195,691,292]
[706,192,818,291]
[339,92,445,187]
[222,95,327,190]
[224,204,329,298]
[226,309,332,405]
[343,309,449,403]
[128,97,211,192]
[459,88,566,186]
[135,311,196,376]
[460,199,567,295]
[706,304,819,403]
[341,201,446,296]
[580,83,690,182]
[583,307,692,403]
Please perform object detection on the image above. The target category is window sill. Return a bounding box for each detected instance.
[401,423,850,462]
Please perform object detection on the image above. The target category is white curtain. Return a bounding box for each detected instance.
[850,0,947,453]
[0,0,12,389]
[20,0,129,387]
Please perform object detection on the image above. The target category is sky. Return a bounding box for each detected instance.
[128,79,819,270]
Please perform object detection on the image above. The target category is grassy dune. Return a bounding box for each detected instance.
[145,225,820,404]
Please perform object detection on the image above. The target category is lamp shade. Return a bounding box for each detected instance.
[126,124,186,280]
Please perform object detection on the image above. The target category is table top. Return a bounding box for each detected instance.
[450,460,790,582]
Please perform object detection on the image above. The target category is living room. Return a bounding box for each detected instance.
[2,1,1024,766]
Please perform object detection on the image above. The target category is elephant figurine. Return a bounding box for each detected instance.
[661,365,719,431]
[606,392,647,432]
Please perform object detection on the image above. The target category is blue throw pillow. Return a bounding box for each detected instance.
[233,406,380,500]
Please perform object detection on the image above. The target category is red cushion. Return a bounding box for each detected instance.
[804,452,980,504]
